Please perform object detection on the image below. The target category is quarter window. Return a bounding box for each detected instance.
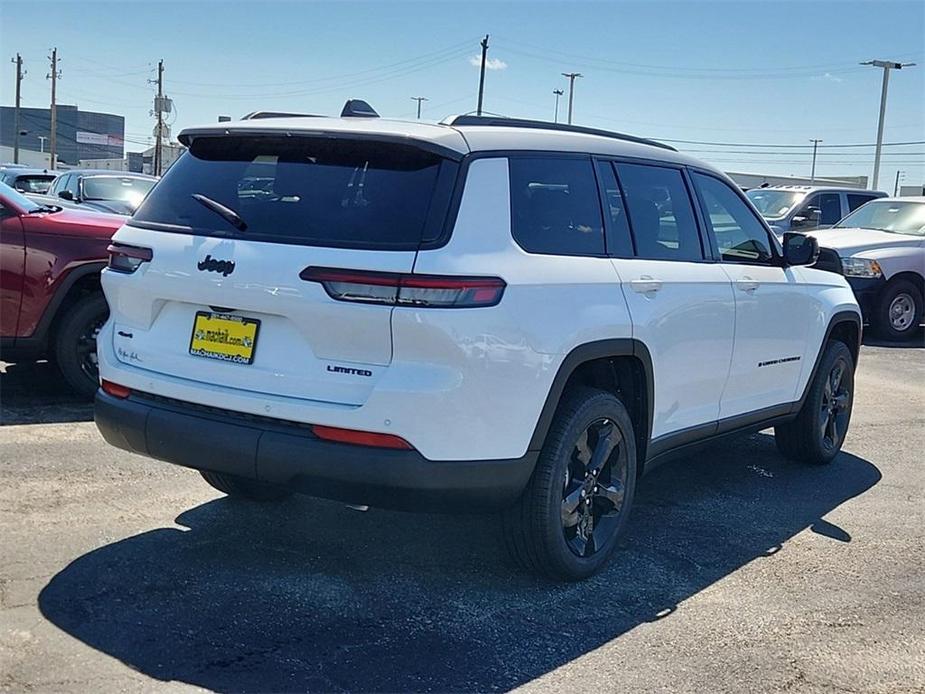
[509,157,605,256]
[616,163,702,261]
[693,172,774,264]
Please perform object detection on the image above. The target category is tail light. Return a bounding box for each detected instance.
[312,424,412,449]
[300,267,505,308]
[107,243,153,274]
[101,380,131,398]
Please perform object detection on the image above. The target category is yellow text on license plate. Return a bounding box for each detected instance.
[189,312,260,365]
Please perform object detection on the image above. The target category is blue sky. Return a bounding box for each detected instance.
[2,1,923,187]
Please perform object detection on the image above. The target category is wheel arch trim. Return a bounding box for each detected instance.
[527,339,654,459]
[794,310,862,414]
[27,262,106,347]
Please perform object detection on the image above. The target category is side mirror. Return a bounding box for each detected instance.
[58,190,74,201]
[782,232,819,266]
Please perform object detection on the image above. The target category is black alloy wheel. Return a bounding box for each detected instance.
[561,418,630,558]
[819,355,851,453]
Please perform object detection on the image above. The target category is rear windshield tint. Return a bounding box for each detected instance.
[131,136,458,250]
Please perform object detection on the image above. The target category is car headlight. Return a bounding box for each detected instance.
[841,257,883,278]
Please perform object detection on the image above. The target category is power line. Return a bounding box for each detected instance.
[166,38,480,88]
[498,36,924,75]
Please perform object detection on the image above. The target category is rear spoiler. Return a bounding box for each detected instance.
[176,128,465,161]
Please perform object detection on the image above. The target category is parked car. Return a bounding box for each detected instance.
[0,182,126,396]
[94,112,861,580]
[810,196,924,340]
[746,185,887,234]
[0,166,58,194]
[45,170,157,215]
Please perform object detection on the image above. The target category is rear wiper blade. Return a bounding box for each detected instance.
[191,194,247,232]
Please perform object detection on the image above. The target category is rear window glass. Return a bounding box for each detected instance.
[132,136,458,250]
[10,175,55,194]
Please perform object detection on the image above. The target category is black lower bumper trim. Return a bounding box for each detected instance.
[95,390,536,512]
[846,276,885,319]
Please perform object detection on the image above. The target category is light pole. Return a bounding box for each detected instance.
[809,139,822,183]
[561,72,582,124]
[861,59,916,190]
[553,89,564,123]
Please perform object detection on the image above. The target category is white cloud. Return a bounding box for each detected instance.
[469,55,508,71]
[812,72,844,83]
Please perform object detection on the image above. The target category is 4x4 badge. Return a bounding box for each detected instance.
[197,255,235,277]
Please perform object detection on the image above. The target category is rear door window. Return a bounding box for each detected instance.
[615,163,703,261]
[132,136,458,250]
[508,156,605,256]
[847,193,878,212]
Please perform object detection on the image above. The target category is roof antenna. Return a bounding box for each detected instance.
[341,99,379,118]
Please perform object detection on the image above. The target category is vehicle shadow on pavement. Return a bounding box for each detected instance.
[38,433,880,693]
[0,361,92,425]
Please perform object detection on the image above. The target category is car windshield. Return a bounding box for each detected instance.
[834,200,925,236]
[745,189,806,219]
[0,181,42,212]
[82,176,155,206]
[132,135,458,250]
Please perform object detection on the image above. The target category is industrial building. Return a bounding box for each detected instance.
[0,105,124,166]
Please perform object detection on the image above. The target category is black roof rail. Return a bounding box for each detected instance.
[442,115,676,152]
[240,111,321,120]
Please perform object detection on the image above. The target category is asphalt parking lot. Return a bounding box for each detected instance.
[1,334,923,693]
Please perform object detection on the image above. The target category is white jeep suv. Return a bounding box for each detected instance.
[95,112,862,580]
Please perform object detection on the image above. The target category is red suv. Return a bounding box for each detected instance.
[0,182,125,397]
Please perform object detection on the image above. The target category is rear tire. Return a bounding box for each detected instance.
[873,278,923,341]
[775,340,854,465]
[54,292,108,399]
[200,471,292,502]
[503,387,637,581]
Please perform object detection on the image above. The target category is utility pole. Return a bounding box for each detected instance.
[411,96,428,119]
[11,54,24,164]
[476,34,489,116]
[893,170,904,196]
[861,59,916,190]
[809,139,822,183]
[154,59,164,176]
[47,48,59,168]
[561,72,582,125]
[553,88,564,123]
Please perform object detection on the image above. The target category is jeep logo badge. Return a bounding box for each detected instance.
[198,254,235,277]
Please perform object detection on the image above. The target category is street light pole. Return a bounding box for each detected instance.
[809,139,822,183]
[861,59,915,190]
[553,88,564,123]
[561,72,582,125]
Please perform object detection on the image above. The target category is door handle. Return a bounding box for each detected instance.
[736,276,760,293]
[630,276,663,294]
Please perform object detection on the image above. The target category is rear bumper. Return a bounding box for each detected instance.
[94,390,536,512]
[846,276,885,319]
